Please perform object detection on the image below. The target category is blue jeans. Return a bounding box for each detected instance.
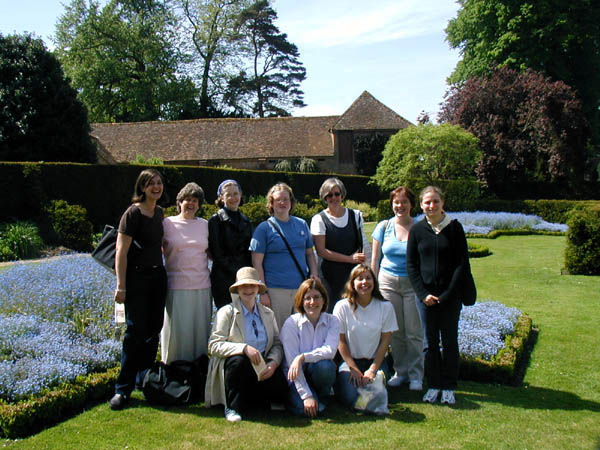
[288,360,337,416]
[335,358,390,408]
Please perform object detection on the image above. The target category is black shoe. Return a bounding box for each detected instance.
[109,393,129,410]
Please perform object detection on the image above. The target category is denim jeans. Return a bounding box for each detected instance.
[288,360,337,416]
[335,358,390,408]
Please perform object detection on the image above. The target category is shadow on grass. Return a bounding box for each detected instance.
[458,382,600,412]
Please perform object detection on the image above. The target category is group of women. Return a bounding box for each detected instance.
[109,169,471,419]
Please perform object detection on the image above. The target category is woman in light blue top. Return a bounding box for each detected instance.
[280,279,339,417]
[371,186,424,391]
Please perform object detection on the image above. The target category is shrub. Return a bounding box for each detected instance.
[0,222,44,261]
[344,200,377,222]
[240,202,270,227]
[564,209,600,275]
[291,202,321,223]
[468,242,490,258]
[46,200,94,251]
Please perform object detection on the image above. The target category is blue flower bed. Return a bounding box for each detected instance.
[0,255,119,402]
[415,211,568,234]
[459,301,521,360]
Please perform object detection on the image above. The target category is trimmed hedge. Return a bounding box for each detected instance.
[564,209,600,275]
[0,367,119,439]
[459,313,534,386]
[468,242,491,258]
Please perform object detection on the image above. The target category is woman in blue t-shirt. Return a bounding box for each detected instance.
[250,183,320,330]
[371,186,424,391]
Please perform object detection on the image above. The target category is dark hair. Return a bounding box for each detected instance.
[176,182,204,213]
[131,169,168,203]
[342,264,384,310]
[294,279,329,314]
[266,182,296,215]
[389,186,415,209]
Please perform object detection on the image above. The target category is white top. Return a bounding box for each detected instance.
[333,298,398,360]
[310,208,372,265]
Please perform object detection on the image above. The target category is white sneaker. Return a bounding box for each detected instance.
[440,390,456,405]
[423,388,440,403]
[409,380,423,391]
[387,373,408,387]
[224,407,242,422]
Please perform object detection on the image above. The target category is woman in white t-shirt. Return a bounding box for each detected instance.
[333,264,398,408]
[310,178,370,312]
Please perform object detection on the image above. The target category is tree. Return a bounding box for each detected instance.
[439,67,590,196]
[178,0,250,117]
[371,124,480,192]
[445,0,600,145]
[55,0,198,122]
[353,133,390,176]
[225,0,306,117]
[274,157,318,173]
[0,33,96,162]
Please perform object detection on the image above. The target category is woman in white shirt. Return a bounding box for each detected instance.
[280,279,340,417]
[333,264,398,408]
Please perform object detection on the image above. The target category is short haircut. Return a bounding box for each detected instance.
[294,279,329,314]
[176,182,204,213]
[319,177,347,201]
[266,182,296,215]
[389,186,415,209]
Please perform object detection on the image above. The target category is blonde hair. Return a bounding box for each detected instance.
[266,182,296,215]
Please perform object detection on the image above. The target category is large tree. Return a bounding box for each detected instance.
[224,0,306,117]
[439,67,590,196]
[371,124,480,192]
[55,0,198,122]
[445,0,600,144]
[0,33,96,162]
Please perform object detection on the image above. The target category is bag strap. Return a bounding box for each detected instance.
[268,217,308,280]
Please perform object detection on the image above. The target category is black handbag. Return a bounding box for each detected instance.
[91,225,141,273]
[462,270,477,306]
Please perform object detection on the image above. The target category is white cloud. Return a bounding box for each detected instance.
[275,0,458,48]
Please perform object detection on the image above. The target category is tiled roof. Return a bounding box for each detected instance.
[332,91,412,131]
[91,115,339,163]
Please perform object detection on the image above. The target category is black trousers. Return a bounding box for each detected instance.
[223,355,287,413]
[115,266,167,396]
[423,298,462,390]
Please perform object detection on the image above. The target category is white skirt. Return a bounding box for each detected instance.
[160,288,212,364]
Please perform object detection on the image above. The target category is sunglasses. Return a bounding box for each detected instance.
[325,191,342,200]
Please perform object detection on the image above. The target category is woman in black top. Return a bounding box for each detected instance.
[208,179,253,308]
[406,186,470,406]
[109,169,168,410]
[310,177,369,312]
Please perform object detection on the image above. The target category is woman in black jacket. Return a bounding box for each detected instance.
[208,180,253,308]
[406,186,470,406]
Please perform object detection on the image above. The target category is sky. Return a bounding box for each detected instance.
[0,0,461,123]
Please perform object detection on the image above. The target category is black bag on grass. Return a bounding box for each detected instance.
[142,355,208,406]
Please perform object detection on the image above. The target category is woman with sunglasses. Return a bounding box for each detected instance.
[310,178,370,312]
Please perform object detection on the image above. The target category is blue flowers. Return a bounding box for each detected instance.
[459,301,521,360]
[415,211,568,234]
[0,255,120,401]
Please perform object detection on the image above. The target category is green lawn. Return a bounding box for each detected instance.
[3,235,600,449]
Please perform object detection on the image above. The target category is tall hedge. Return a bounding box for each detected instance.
[564,209,600,275]
[0,162,381,229]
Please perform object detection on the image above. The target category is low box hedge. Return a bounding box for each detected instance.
[0,367,119,439]
[459,314,534,386]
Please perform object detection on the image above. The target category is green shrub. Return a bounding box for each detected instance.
[344,200,377,222]
[468,242,490,258]
[0,222,44,261]
[292,202,321,223]
[564,209,600,275]
[200,203,218,220]
[376,199,393,222]
[240,202,270,227]
[46,200,94,251]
